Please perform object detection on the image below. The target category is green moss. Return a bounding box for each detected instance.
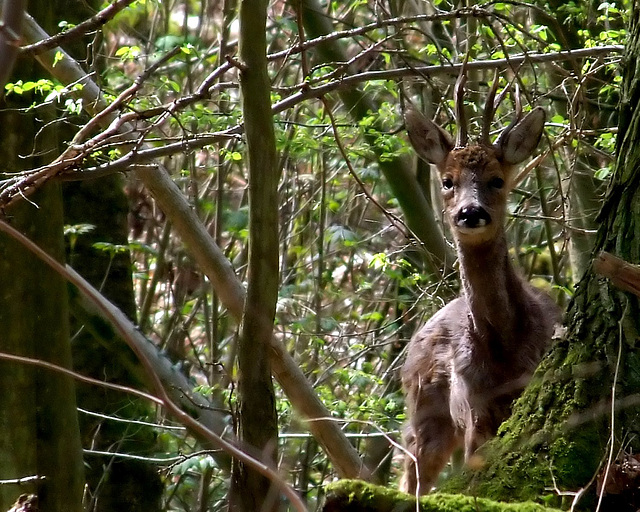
[322,480,564,512]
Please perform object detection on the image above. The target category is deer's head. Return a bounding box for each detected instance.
[405,75,545,246]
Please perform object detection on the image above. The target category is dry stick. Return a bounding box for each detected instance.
[21,14,365,480]
[0,475,44,485]
[0,219,308,512]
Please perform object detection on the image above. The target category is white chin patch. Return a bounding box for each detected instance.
[455,220,488,233]
[456,228,488,237]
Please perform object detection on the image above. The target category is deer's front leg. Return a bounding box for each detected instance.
[401,382,461,494]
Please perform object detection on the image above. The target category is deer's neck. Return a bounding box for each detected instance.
[456,232,525,340]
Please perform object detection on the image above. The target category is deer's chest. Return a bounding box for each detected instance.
[448,331,531,431]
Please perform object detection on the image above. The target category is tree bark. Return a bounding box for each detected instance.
[229,1,281,510]
[442,5,640,509]
[0,59,84,512]
[65,177,164,512]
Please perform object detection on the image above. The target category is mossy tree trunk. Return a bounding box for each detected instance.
[0,5,85,509]
[443,5,640,509]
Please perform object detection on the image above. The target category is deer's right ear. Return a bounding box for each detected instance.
[496,107,546,165]
[404,109,454,165]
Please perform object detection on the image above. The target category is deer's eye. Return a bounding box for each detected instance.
[442,177,454,190]
[489,177,505,189]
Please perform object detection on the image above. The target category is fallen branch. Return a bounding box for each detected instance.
[593,251,640,298]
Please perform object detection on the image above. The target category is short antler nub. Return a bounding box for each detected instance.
[454,56,469,148]
[481,70,499,146]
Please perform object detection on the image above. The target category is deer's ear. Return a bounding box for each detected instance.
[497,107,546,165]
[404,108,454,165]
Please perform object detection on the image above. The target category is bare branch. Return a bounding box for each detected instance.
[0,350,163,405]
[272,45,624,115]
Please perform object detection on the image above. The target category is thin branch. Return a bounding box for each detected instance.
[0,475,45,486]
[20,0,137,55]
[78,407,186,431]
[269,7,493,61]
[83,449,185,464]
[272,45,624,114]
[0,351,163,405]
[60,131,242,181]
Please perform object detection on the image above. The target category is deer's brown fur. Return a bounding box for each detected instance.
[400,97,561,494]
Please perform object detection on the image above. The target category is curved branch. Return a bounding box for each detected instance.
[0,350,163,405]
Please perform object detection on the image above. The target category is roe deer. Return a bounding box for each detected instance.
[400,76,561,494]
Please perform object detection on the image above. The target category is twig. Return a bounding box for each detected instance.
[0,475,45,485]
[83,449,185,464]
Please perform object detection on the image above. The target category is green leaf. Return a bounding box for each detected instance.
[53,51,64,67]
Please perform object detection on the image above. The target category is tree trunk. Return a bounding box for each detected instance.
[442,5,640,509]
[0,75,84,512]
[229,1,280,510]
[65,177,164,512]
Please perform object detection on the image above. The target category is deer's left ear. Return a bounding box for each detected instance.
[404,108,454,166]
[497,107,546,165]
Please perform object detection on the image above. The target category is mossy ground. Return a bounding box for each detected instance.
[322,480,564,512]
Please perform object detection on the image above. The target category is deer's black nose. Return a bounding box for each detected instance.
[456,206,491,228]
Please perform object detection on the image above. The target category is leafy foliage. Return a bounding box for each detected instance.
[1,0,632,509]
